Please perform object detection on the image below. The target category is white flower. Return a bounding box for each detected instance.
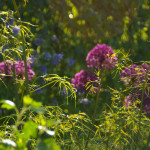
[46,130,55,136]
[2,139,16,147]
[5,100,15,107]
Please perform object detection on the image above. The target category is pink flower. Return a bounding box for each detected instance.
[0,60,35,81]
[125,90,150,115]
[120,64,150,86]
[86,44,117,70]
[71,70,100,93]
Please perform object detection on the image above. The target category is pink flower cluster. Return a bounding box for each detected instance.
[0,60,35,81]
[125,91,150,115]
[71,70,100,93]
[72,43,117,94]
[86,44,117,70]
[121,64,150,86]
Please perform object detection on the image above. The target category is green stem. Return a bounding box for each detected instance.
[85,83,101,149]
[21,31,29,94]
[93,90,100,118]
[13,59,19,110]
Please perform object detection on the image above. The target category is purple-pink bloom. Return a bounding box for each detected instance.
[86,44,117,70]
[0,62,6,76]
[120,64,150,86]
[71,70,100,93]
[142,63,149,70]
[0,60,35,81]
[125,90,150,115]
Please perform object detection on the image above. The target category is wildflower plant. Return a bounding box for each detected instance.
[0,10,36,109]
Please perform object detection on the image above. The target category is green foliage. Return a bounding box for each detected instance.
[0,97,60,150]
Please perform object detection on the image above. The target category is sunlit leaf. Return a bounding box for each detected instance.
[0,100,16,110]
[22,120,37,141]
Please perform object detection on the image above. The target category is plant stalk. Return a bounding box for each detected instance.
[21,31,29,94]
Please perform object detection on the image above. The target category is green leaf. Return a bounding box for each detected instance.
[37,139,61,150]
[30,101,44,114]
[31,101,42,108]
[31,106,45,114]
[23,95,43,113]
[22,120,37,141]
[23,95,33,105]
[0,100,16,110]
